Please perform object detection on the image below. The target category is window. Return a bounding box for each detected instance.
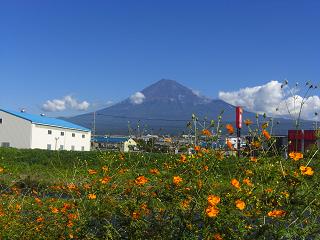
[47,144,51,150]
[61,132,64,136]
[1,142,10,147]
[81,146,85,151]
[59,145,64,150]
[48,130,52,135]
[72,133,75,137]
[71,145,75,151]
[0,118,2,124]
[82,134,85,138]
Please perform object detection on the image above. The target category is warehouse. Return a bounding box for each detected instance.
[0,109,91,151]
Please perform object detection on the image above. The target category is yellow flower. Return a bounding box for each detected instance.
[207,195,220,206]
[102,166,109,172]
[300,166,314,176]
[261,122,269,129]
[206,205,219,218]
[267,209,286,217]
[0,167,4,173]
[231,178,240,189]
[87,193,96,199]
[173,176,183,185]
[289,152,303,161]
[135,176,149,185]
[235,199,246,210]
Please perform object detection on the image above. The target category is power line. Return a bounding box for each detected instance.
[96,113,191,122]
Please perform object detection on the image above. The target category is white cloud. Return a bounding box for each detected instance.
[130,92,145,104]
[42,95,90,112]
[219,80,320,121]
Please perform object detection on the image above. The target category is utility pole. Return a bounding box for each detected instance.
[93,111,96,137]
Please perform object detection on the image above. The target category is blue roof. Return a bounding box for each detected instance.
[92,136,128,143]
[0,109,90,132]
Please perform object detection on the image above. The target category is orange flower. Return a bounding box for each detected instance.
[135,176,149,185]
[250,156,257,162]
[300,166,314,176]
[67,220,73,228]
[243,178,253,187]
[226,140,234,150]
[100,176,111,184]
[206,205,219,217]
[203,165,209,171]
[180,154,187,163]
[267,209,286,217]
[194,146,201,151]
[132,211,140,220]
[149,168,160,175]
[251,141,261,148]
[207,195,220,206]
[235,199,246,210]
[213,233,223,240]
[173,176,183,185]
[87,193,96,199]
[180,199,191,209]
[34,197,42,205]
[50,207,59,214]
[244,119,253,126]
[265,188,273,193]
[0,167,4,173]
[202,129,212,136]
[67,183,77,190]
[231,178,240,189]
[226,124,234,134]
[88,169,97,175]
[262,130,271,140]
[36,217,44,223]
[289,152,303,161]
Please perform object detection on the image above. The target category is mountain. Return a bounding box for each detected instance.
[67,79,313,135]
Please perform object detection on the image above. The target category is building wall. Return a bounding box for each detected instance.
[31,124,91,151]
[0,110,32,148]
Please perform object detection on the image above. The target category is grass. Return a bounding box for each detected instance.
[0,146,319,239]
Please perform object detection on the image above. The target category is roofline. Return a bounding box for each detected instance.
[0,109,91,132]
[32,122,91,132]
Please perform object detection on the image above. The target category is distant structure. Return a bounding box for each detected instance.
[0,109,91,151]
[91,136,137,152]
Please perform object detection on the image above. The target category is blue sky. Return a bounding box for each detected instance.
[0,0,319,117]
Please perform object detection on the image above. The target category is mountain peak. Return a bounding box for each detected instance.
[140,79,210,104]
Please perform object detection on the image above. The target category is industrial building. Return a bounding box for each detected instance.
[0,109,91,151]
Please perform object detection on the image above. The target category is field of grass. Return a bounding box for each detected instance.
[0,147,319,239]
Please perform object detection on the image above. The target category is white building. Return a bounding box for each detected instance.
[0,109,91,151]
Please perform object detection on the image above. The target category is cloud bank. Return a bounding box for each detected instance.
[42,95,90,112]
[219,80,320,120]
[130,92,145,104]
